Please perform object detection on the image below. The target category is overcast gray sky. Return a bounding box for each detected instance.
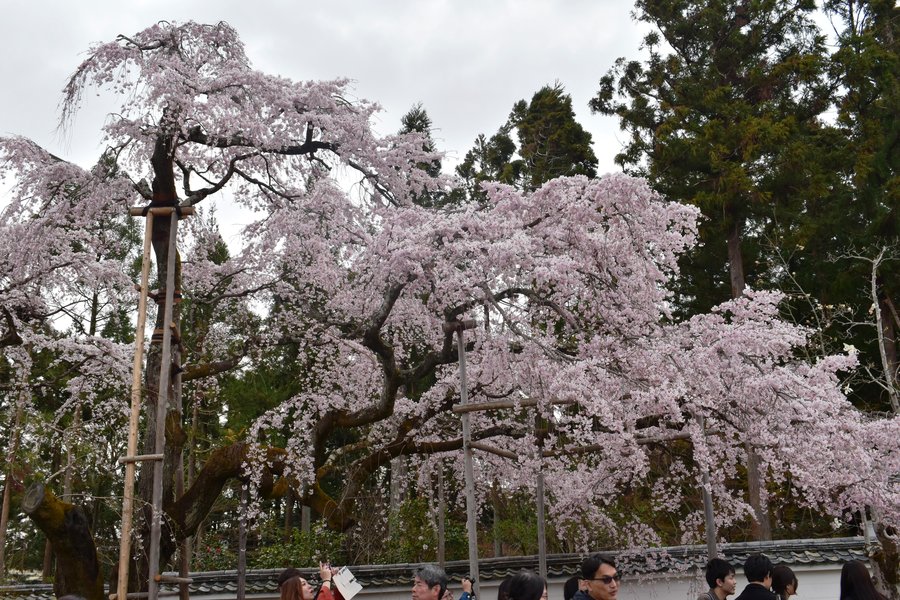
[0,1,650,176]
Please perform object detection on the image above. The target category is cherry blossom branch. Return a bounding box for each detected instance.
[182,124,335,156]
[175,150,257,203]
[479,283,575,362]
[347,158,397,206]
[181,352,248,381]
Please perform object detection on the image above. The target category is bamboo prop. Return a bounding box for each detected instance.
[148,210,181,600]
[116,213,156,600]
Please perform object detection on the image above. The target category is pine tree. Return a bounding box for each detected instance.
[591,0,830,315]
[398,103,445,207]
[457,83,597,200]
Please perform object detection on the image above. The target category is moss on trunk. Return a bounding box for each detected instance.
[23,483,104,600]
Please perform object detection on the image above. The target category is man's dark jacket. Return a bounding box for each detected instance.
[734,583,776,600]
[571,590,593,600]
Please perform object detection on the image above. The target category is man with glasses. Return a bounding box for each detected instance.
[571,554,620,600]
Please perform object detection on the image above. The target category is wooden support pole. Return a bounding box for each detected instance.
[453,321,481,600]
[154,575,193,584]
[534,415,547,580]
[452,396,575,414]
[437,465,446,567]
[118,213,155,600]
[128,206,196,217]
[148,211,180,600]
[469,441,518,460]
[173,329,189,600]
[118,454,164,465]
[110,592,180,599]
[698,416,718,560]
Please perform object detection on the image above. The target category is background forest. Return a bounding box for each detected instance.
[0,0,897,595]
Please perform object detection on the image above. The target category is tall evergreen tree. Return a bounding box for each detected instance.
[591,0,832,541]
[591,0,830,316]
[821,5,900,591]
[398,103,445,207]
[457,84,597,200]
[511,83,598,190]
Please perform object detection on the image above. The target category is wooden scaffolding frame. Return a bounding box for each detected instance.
[115,206,194,600]
[445,319,720,591]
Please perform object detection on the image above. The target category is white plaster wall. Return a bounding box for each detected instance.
[351,564,844,600]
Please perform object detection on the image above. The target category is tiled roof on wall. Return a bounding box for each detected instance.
[0,536,871,600]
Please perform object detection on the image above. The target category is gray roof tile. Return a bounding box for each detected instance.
[0,537,872,600]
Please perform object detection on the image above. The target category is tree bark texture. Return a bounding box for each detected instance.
[727,208,772,541]
[872,518,900,600]
[23,483,103,600]
[0,396,25,577]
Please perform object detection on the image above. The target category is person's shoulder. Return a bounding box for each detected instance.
[571,590,592,600]
[735,585,776,600]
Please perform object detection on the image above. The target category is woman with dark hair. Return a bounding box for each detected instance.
[771,565,797,600]
[507,571,547,600]
[281,562,338,600]
[840,560,887,600]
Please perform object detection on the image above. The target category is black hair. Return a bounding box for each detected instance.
[415,565,449,598]
[508,570,547,600]
[563,576,580,600]
[498,576,513,600]
[705,558,735,590]
[771,565,797,600]
[839,560,887,600]
[743,553,773,584]
[581,553,616,580]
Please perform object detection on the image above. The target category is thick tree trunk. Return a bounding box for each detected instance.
[726,217,747,300]
[726,208,772,541]
[871,517,900,600]
[23,483,103,600]
[133,133,187,592]
[0,396,25,577]
[134,209,184,592]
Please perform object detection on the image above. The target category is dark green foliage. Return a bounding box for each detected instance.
[592,0,831,315]
[457,84,597,202]
[398,103,446,207]
[252,527,347,569]
[512,84,598,190]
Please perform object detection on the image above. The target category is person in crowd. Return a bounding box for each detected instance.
[461,576,476,600]
[563,575,581,600]
[498,576,513,600]
[572,553,620,600]
[507,570,547,600]
[698,557,737,600]
[280,562,338,600]
[839,560,888,600]
[412,564,450,600]
[734,554,775,600]
[278,567,303,590]
[771,565,798,600]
